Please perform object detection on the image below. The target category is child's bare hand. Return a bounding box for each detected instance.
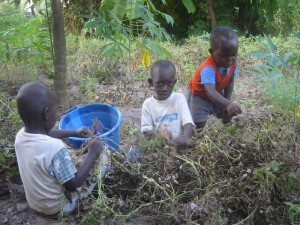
[76,126,91,138]
[226,102,242,117]
[156,130,172,141]
[171,136,194,148]
[171,136,186,146]
[88,137,103,156]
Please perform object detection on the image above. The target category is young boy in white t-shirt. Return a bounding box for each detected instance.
[15,82,103,218]
[141,59,194,147]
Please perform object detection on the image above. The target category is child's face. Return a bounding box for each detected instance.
[149,69,176,100]
[211,37,238,68]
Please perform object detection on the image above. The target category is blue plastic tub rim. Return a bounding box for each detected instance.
[59,103,123,144]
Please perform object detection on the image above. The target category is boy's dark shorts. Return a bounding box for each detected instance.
[188,92,225,123]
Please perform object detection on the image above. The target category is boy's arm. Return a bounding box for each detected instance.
[182,123,193,139]
[141,101,154,135]
[224,77,234,100]
[171,95,194,147]
[48,127,90,139]
[204,81,241,117]
[63,138,102,191]
[204,83,230,106]
[171,123,193,147]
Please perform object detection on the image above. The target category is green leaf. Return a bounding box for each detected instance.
[100,0,114,11]
[249,50,269,58]
[267,161,279,172]
[161,28,171,41]
[161,13,174,26]
[146,22,160,38]
[284,51,295,61]
[138,5,154,22]
[181,0,196,13]
[0,153,6,164]
[5,42,10,61]
[145,0,157,12]
[95,24,104,36]
[84,20,99,29]
[126,0,143,20]
[82,14,97,19]
[112,0,128,20]
[253,35,269,51]
[289,77,300,87]
[267,70,283,80]
[263,34,277,54]
[141,39,170,58]
[246,68,266,76]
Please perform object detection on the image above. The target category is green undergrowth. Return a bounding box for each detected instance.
[66,33,297,93]
[260,78,300,112]
[0,88,22,186]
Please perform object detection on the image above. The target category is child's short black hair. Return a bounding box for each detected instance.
[210,26,237,50]
[16,82,53,125]
[151,59,176,78]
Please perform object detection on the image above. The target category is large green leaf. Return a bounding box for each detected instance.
[126,0,144,20]
[249,50,269,58]
[100,0,115,11]
[267,69,283,80]
[145,0,157,11]
[263,33,277,54]
[181,0,196,13]
[140,39,170,58]
[289,77,300,87]
[84,20,99,29]
[161,13,174,26]
[112,0,128,20]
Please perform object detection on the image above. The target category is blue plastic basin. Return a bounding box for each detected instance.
[58,103,122,151]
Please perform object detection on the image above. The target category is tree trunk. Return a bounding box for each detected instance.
[206,0,216,29]
[51,0,69,110]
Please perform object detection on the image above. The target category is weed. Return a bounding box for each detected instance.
[78,76,100,103]
[0,2,52,71]
[285,202,300,225]
[0,90,22,188]
[248,32,300,124]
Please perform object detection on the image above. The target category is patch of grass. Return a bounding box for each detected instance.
[260,77,300,112]
[285,202,300,225]
[0,89,23,186]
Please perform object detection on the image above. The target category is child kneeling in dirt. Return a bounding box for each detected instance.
[189,26,242,129]
[141,59,195,147]
[15,82,103,218]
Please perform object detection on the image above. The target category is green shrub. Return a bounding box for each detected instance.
[0,2,52,70]
[248,32,300,122]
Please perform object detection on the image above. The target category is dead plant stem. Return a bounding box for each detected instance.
[232,207,257,225]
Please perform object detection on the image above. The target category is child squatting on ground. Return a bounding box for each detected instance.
[141,59,195,147]
[14,82,103,218]
[189,26,242,129]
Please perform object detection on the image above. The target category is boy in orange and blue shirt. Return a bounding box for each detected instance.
[189,26,242,129]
